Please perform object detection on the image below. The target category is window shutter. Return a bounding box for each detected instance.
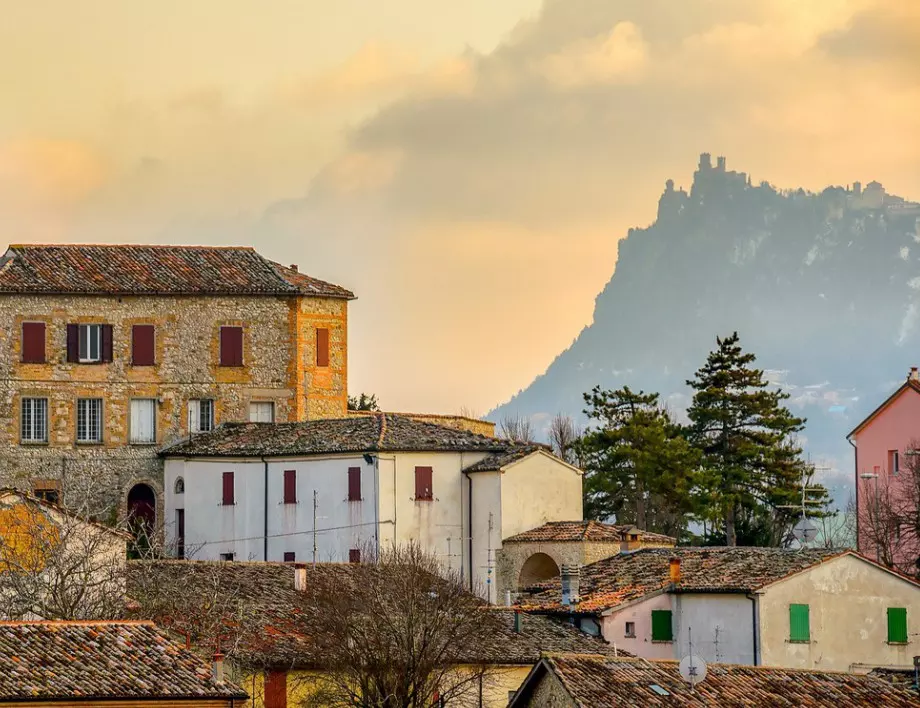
[176,509,185,560]
[101,324,114,362]
[789,604,810,642]
[66,324,79,363]
[888,607,908,643]
[349,548,361,564]
[348,467,361,501]
[132,325,155,366]
[316,328,329,367]
[264,670,288,708]
[220,326,243,366]
[130,399,156,444]
[651,610,673,641]
[415,466,433,501]
[22,322,46,363]
[222,472,235,506]
[283,470,297,504]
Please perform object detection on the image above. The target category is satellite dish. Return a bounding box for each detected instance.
[793,517,818,543]
[679,654,707,687]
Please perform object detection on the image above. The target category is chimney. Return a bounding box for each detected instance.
[513,610,522,633]
[560,564,580,608]
[910,367,919,382]
[212,652,224,684]
[620,526,641,554]
[290,263,298,272]
[294,562,307,591]
[504,589,512,607]
[669,556,682,585]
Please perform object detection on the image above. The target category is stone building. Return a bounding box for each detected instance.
[0,244,353,525]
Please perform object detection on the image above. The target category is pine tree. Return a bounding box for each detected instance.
[579,385,700,539]
[686,332,826,546]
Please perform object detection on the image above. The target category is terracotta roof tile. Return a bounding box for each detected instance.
[161,413,510,458]
[0,244,354,298]
[0,621,246,700]
[463,445,551,472]
[503,521,675,546]
[515,654,920,707]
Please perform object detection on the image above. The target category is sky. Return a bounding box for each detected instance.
[1,0,919,415]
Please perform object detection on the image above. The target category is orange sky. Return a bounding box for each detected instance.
[1,0,918,414]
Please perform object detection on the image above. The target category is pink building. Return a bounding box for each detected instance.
[847,368,920,574]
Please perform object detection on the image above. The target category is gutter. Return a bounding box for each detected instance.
[746,593,761,666]
[463,470,473,592]
[261,456,269,561]
[848,436,858,552]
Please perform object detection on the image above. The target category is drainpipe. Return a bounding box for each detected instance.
[848,436,858,552]
[747,593,760,666]
[261,456,269,561]
[373,454,380,557]
[462,470,473,592]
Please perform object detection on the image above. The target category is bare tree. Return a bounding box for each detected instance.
[295,543,498,707]
[498,414,534,443]
[548,413,582,466]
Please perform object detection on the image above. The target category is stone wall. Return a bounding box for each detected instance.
[0,292,348,515]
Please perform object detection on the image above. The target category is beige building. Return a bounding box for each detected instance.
[0,244,353,523]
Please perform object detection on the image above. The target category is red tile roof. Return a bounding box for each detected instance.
[503,521,675,546]
[511,654,920,707]
[0,244,354,298]
[0,621,247,701]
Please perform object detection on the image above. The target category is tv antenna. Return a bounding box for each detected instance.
[779,458,827,546]
[679,626,707,689]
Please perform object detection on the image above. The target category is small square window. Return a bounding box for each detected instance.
[219,552,235,562]
[283,552,295,563]
[33,480,60,506]
[625,621,636,638]
[349,548,361,564]
[249,401,275,423]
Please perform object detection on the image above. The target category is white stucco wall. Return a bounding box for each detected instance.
[470,470,502,602]
[673,593,756,665]
[498,452,583,541]
[759,553,920,671]
[602,593,675,660]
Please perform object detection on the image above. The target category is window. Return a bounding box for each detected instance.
[68,323,112,363]
[888,607,908,643]
[651,610,673,641]
[33,481,60,506]
[283,552,295,563]
[249,401,275,422]
[219,552,235,562]
[415,466,433,501]
[348,466,361,501]
[222,471,235,506]
[625,621,636,638]
[129,398,156,444]
[174,477,185,494]
[176,509,185,560]
[188,399,215,433]
[349,548,361,563]
[20,397,48,443]
[219,326,243,367]
[21,322,46,364]
[789,603,810,642]
[316,327,329,367]
[889,450,899,476]
[284,470,297,504]
[76,398,103,443]
[132,324,155,366]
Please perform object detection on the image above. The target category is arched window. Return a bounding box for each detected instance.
[174,477,185,494]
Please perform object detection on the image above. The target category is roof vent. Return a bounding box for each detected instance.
[649,685,669,696]
[910,367,918,382]
[290,264,298,272]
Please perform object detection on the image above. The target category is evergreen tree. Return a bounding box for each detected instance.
[579,385,700,539]
[686,332,828,546]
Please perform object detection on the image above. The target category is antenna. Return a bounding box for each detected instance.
[678,626,708,689]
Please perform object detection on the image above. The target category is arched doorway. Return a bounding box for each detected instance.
[127,484,156,558]
[519,552,560,589]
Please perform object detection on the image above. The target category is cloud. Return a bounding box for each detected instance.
[540,22,648,87]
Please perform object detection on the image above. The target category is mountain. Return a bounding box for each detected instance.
[490,154,920,504]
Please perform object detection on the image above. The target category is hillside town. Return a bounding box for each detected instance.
[0,242,916,706]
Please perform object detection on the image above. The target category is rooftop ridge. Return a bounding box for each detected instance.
[0,619,155,626]
[9,243,256,250]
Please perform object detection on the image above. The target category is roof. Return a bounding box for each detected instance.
[510,654,920,707]
[503,521,676,546]
[519,547,848,613]
[0,621,247,701]
[848,377,920,438]
[127,561,620,668]
[161,413,511,458]
[462,444,551,472]
[0,244,354,298]
[0,488,132,540]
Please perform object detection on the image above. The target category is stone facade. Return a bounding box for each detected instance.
[0,291,348,517]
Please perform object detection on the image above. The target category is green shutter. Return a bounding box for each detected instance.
[888,608,908,643]
[789,604,810,642]
[651,610,673,641]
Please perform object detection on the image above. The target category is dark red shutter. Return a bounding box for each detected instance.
[176,509,185,560]
[222,472,234,505]
[66,324,79,363]
[101,324,113,362]
[132,324,155,366]
[316,328,329,367]
[415,466,433,501]
[283,469,296,504]
[348,467,361,501]
[349,549,361,564]
[21,322,46,364]
[220,326,243,366]
[264,670,288,708]
[283,552,295,563]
